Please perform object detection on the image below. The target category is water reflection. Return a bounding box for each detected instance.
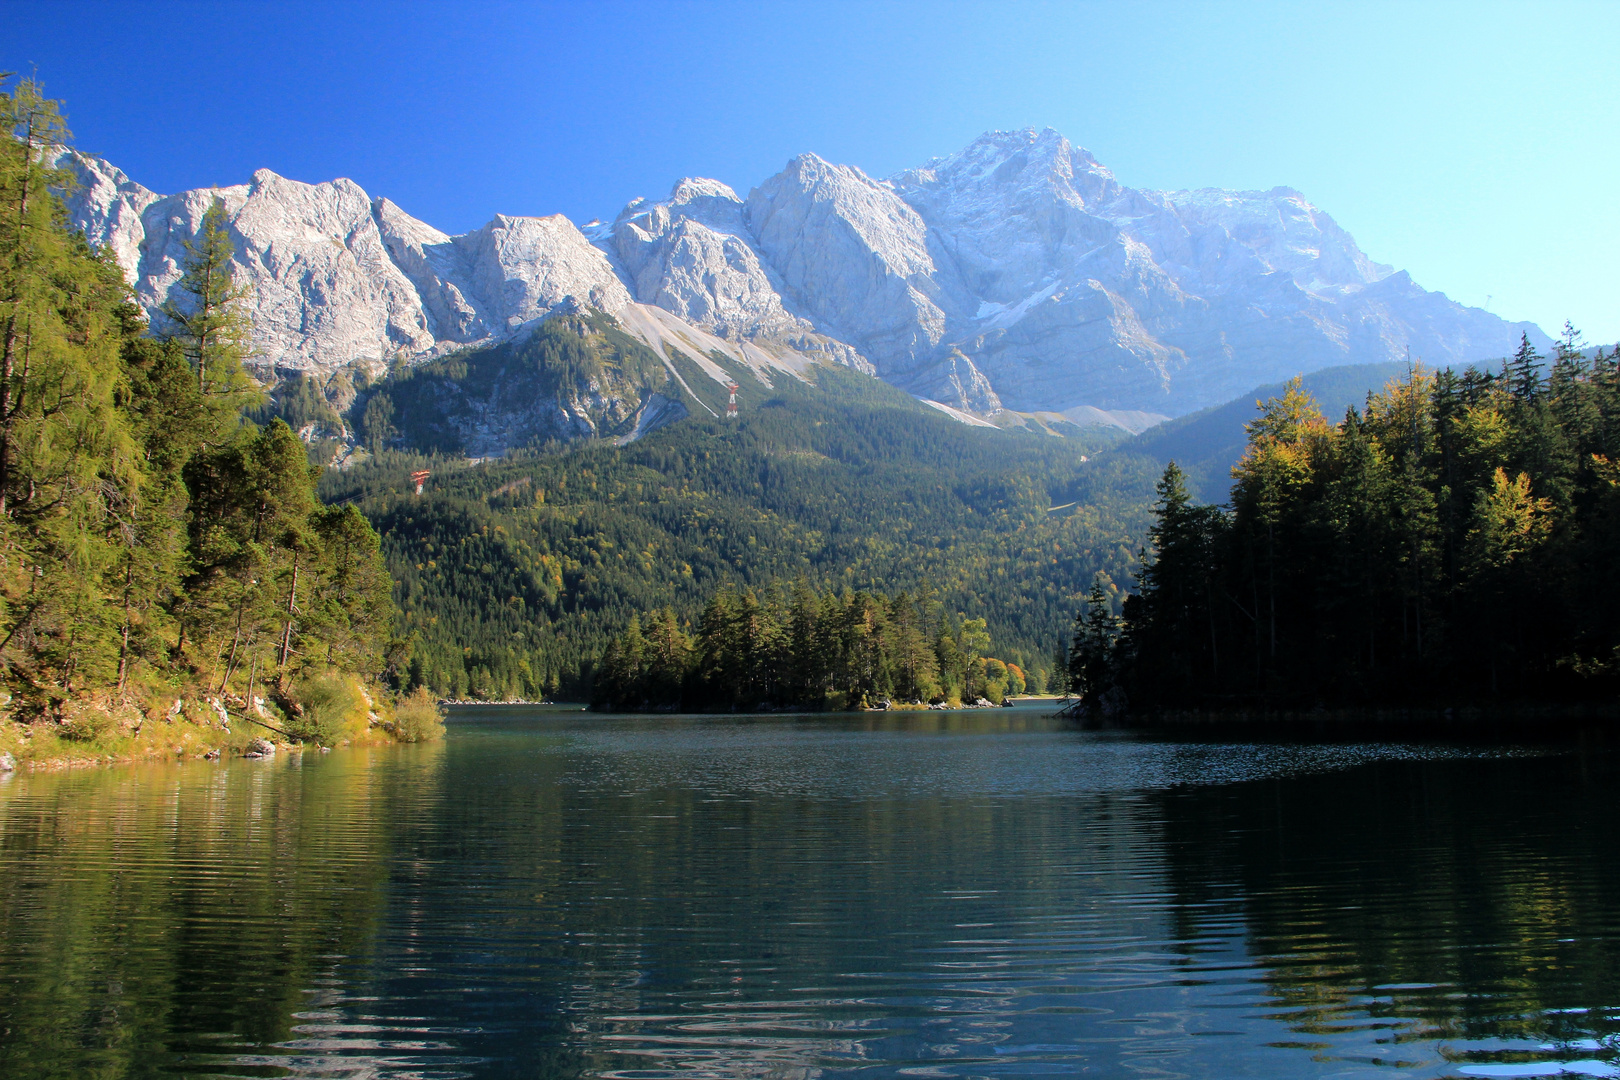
[0,710,1616,1079]
[1154,745,1620,1077]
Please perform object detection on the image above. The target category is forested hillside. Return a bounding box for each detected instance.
[322,365,1156,700]
[1071,332,1620,712]
[0,79,432,758]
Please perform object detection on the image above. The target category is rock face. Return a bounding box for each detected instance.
[376,311,689,457]
[58,152,640,377]
[605,176,872,373]
[59,129,1550,420]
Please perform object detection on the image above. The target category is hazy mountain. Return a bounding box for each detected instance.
[56,129,1550,429]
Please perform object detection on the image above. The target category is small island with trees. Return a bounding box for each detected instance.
[592,582,1034,712]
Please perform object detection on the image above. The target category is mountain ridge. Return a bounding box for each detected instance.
[56,128,1551,434]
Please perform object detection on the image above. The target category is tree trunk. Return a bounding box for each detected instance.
[116,560,134,694]
[219,591,249,694]
[277,554,301,670]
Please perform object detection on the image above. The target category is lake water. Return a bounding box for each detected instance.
[2,706,1618,1079]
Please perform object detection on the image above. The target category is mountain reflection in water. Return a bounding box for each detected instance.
[0,708,1616,1079]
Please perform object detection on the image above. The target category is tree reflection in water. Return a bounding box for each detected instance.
[2,714,1618,1080]
[1153,744,1620,1073]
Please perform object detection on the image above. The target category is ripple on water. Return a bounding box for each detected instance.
[0,712,1615,1079]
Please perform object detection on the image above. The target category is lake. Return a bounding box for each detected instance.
[2,705,1617,1079]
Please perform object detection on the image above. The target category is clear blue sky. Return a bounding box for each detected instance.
[5,0,1616,343]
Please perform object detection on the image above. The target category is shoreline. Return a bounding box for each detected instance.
[2,740,317,774]
[1,713,408,775]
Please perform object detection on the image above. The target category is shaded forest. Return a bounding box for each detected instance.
[1070,333,1620,712]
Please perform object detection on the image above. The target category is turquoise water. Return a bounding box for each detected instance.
[1,705,1618,1078]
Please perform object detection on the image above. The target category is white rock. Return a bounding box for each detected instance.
[746,154,958,379]
[55,129,1552,425]
[606,178,874,376]
[452,213,631,331]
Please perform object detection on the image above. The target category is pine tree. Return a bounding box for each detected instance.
[308,503,394,676]
[1508,333,1545,403]
[0,78,146,703]
[158,198,259,439]
[1067,574,1121,706]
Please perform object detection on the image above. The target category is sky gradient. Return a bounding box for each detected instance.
[4,0,1616,344]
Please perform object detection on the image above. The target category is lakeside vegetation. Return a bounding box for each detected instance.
[0,78,438,763]
[1069,333,1620,714]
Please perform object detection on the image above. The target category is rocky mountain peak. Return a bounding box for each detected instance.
[893,127,1121,213]
[57,130,1550,430]
[668,176,741,207]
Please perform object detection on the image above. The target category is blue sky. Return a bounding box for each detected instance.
[5,0,1616,343]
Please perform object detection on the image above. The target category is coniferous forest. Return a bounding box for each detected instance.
[319,365,1144,702]
[592,582,1031,712]
[1070,334,1620,713]
[0,78,438,757]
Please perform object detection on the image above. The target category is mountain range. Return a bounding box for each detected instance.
[57,127,1549,426]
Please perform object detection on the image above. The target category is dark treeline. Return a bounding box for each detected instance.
[0,79,409,745]
[593,581,1033,711]
[1070,332,1620,711]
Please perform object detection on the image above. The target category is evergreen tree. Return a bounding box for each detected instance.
[0,77,145,702]
[1508,333,1545,403]
[1067,575,1121,707]
[0,78,404,734]
[159,199,259,430]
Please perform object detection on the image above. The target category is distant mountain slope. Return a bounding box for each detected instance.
[58,128,1549,441]
[320,364,1144,699]
[1104,361,1421,501]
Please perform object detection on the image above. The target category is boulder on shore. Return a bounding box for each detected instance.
[243,737,276,759]
[0,751,15,772]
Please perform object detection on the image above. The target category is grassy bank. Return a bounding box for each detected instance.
[0,684,446,772]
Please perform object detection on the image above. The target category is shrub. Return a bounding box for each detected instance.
[56,707,116,743]
[392,687,445,743]
[285,673,369,746]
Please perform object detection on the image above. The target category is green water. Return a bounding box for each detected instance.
[1,706,1618,1079]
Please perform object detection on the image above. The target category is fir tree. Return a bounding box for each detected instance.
[158,198,259,436]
